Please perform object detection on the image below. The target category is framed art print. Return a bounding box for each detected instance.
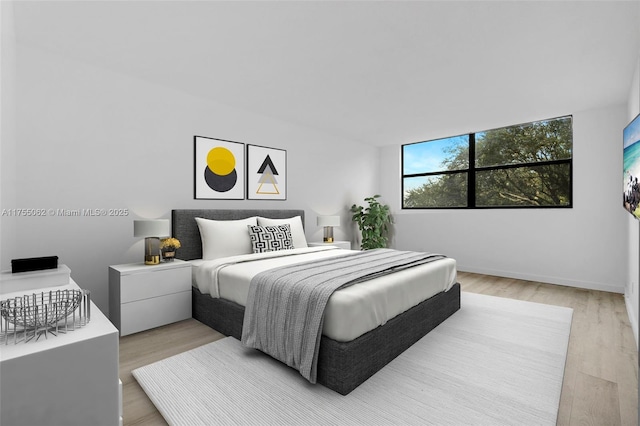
[194,136,245,200]
[247,144,287,200]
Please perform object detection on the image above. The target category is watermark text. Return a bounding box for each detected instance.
[1,208,130,217]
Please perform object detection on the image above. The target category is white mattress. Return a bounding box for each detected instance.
[191,247,457,342]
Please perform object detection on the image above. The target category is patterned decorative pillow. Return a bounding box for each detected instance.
[247,224,294,253]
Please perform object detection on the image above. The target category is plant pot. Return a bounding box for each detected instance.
[161,249,176,262]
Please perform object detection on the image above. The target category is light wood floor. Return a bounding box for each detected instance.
[120,272,638,426]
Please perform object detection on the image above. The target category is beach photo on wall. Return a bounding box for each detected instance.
[247,145,287,200]
[194,136,245,200]
[623,114,640,220]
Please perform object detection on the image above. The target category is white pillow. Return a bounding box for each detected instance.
[195,216,257,260]
[257,216,308,248]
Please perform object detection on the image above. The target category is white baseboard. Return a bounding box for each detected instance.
[457,265,624,294]
[624,293,639,350]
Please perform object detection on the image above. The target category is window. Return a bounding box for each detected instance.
[402,116,572,209]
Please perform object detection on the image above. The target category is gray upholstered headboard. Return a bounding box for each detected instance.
[172,209,305,261]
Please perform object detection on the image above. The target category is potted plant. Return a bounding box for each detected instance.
[350,195,392,250]
[160,237,181,262]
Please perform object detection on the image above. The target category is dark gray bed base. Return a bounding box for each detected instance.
[192,282,461,395]
[172,208,461,395]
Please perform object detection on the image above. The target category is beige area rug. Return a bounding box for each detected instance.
[133,292,573,425]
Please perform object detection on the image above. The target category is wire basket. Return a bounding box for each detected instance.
[1,289,91,344]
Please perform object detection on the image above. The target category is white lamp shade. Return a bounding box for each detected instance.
[133,220,170,238]
[317,215,340,227]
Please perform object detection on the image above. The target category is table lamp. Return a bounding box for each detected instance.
[134,219,170,265]
[317,215,340,243]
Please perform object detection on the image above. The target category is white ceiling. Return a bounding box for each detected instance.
[11,1,640,146]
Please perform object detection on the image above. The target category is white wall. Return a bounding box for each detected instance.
[379,105,629,294]
[3,44,378,314]
[0,1,18,273]
[626,53,639,347]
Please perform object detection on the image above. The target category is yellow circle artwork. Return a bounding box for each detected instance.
[206,147,235,176]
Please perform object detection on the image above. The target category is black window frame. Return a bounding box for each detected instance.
[401,116,573,210]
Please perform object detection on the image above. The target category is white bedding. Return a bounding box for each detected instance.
[191,247,457,342]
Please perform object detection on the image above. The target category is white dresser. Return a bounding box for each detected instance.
[0,270,121,426]
[109,260,192,336]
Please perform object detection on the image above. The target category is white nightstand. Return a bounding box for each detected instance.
[109,259,192,336]
[308,240,351,250]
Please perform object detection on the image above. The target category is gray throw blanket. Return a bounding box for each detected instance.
[241,248,446,383]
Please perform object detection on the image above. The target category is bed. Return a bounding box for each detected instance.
[172,208,461,395]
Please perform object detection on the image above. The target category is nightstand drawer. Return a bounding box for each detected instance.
[120,266,190,303]
[120,291,191,336]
